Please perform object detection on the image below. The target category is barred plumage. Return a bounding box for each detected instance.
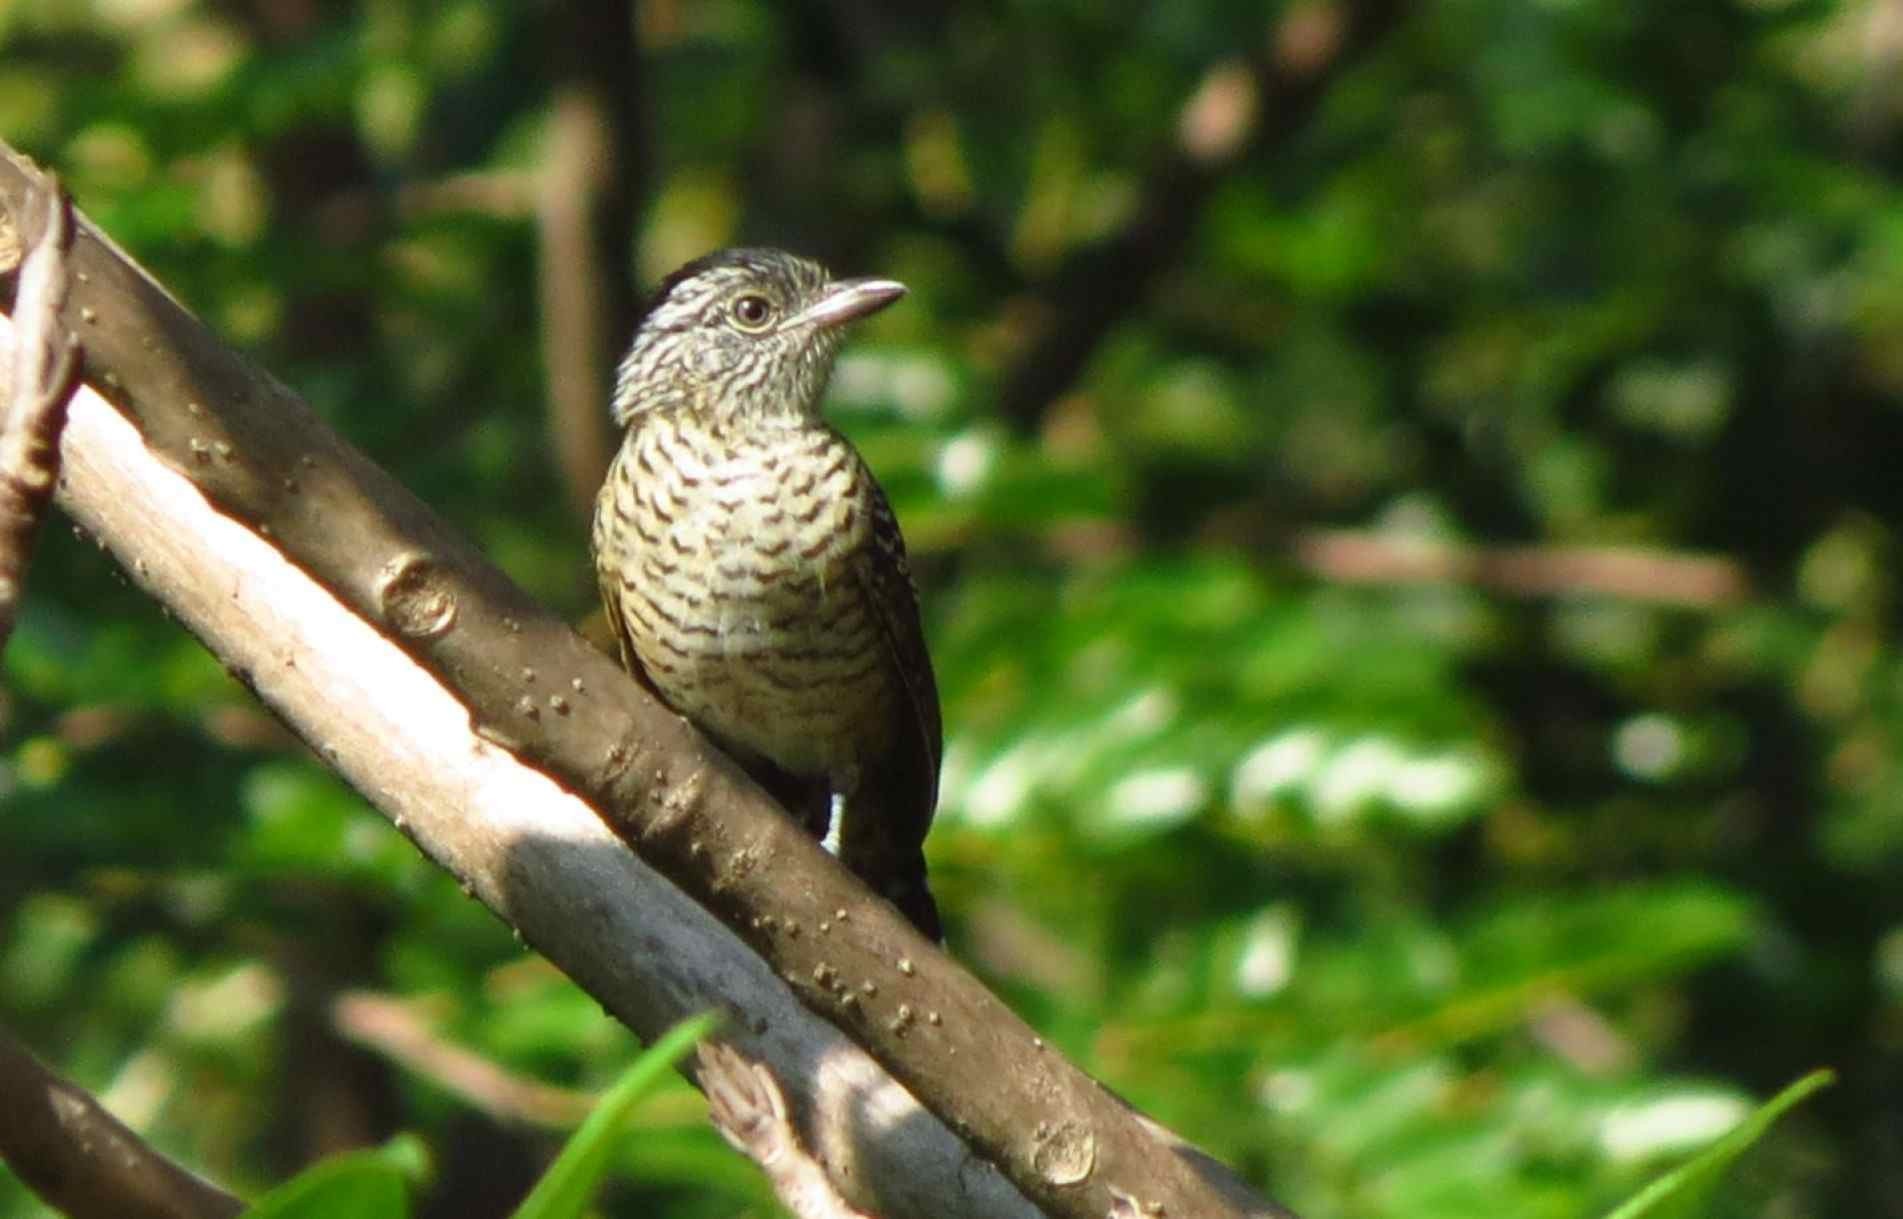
[592,248,943,939]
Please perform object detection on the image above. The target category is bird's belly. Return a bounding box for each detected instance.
[614,440,894,778]
[664,569,892,776]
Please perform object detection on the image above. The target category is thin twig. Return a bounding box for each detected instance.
[697,1040,875,1219]
[0,1023,246,1219]
[1289,529,1750,608]
[0,171,78,649]
[332,991,595,1129]
[1038,521,1748,609]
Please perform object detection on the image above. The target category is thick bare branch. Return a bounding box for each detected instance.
[0,168,78,648]
[0,1024,245,1219]
[0,145,1290,1219]
[8,318,1030,1219]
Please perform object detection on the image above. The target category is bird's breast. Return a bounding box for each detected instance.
[647,420,872,604]
[595,415,896,776]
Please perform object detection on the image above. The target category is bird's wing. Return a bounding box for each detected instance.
[842,480,944,938]
[858,483,942,817]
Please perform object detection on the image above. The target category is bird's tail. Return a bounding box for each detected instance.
[881,855,943,943]
[841,816,943,941]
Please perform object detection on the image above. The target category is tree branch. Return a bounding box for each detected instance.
[331,992,596,1130]
[0,144,1290,1219]
[0,289,1034,1219]
[1045,518,1750,609]
[0,1023,245,1219]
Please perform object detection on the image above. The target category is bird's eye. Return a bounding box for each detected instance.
[731,293,776,330]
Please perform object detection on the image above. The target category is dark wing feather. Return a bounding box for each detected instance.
[862,486,941,813]
[841,483,944,938]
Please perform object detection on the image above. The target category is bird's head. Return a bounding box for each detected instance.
[611,247,905,428]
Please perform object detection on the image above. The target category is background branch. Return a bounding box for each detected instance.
[332,993,596,1130]
[1288,530,1751,607]
[0,1023,245,1219]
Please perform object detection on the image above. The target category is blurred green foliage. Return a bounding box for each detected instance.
[242,1135,428,1219]
[2,1,1898,1216]
[1604,1070,1833,1219]
[510,1015,717,1219]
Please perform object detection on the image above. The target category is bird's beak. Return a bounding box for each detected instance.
[790,278,908,330]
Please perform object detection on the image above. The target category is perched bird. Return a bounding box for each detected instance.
[592,248,943,939]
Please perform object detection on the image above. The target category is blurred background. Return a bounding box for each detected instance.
[3,1,1901,1216]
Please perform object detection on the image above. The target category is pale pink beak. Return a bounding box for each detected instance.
[791,278,907,330]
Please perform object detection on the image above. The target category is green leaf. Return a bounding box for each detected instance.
[509,1012,720,1219]
[1602,1070,1833,1219]
[241,1135,428,1219]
